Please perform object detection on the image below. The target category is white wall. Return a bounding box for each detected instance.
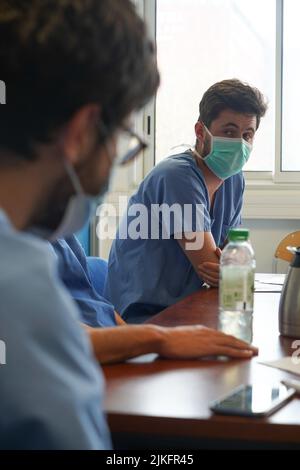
[244,219,300,273]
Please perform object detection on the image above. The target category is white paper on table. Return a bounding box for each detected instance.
[255,273,286,292]
[259,357,300,376]
[255,274,286,285]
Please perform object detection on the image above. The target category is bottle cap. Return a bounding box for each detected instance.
[228,228,249,242]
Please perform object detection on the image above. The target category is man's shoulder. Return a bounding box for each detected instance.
[0,230,80,327]
[0,229,57,281]
[0,232,108,450]
[142,152,205,190]
[226,171,245,191]
[152,152,197,175]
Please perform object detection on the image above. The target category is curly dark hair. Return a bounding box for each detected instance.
[199,79,268,130]
[0,0,159,160]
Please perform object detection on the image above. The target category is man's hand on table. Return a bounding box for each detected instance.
[156,324,258,360]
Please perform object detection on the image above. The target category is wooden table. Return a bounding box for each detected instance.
[103,289,300,449]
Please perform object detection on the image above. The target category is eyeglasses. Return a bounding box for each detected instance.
[115,127,148,166]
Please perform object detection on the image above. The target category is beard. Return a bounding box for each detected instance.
[202,132,212,158]
[29,173,74,233]
[29,171,112,236]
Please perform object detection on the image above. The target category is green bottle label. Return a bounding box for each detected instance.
[220,266,254,311]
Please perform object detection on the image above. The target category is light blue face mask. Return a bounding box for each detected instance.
[46,161,100,241]
[49,154,117,241]
[30,159,112,242]
[199,129,253,180]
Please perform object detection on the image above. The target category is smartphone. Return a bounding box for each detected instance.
[210,383,296,417]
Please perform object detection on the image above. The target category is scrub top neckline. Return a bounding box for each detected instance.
[210,183,224,221]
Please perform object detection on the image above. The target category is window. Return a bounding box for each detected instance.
[155,0,276,172]
[137,0,300,184]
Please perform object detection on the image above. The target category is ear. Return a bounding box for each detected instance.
[60,104,101,165]
[195,121,205,143]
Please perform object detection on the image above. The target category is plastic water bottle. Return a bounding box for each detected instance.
[219,228,255,343]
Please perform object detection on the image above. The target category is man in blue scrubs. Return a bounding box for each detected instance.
[105,80,268,323]
[0,0,159,449]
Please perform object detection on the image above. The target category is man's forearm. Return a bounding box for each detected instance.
[87,324,164,364]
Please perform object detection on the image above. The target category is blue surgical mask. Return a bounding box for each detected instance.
[46,161,95,241]
[50,156,116,241]
[197,128,252,180]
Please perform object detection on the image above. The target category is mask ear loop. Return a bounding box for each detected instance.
[63,160,84,195]
[193,124,213,160]
[203,125,213,156]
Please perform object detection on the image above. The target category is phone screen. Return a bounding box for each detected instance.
[210,384,295,417]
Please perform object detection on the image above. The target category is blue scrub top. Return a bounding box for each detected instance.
[51,236,116,328]
[0,210,111,450]
[104,151,244,323]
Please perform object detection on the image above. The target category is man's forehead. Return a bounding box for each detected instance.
[212,109,257,130]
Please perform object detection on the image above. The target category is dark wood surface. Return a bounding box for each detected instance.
[103,288,300,446]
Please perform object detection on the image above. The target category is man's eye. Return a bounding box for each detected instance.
[244,134,253,142]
